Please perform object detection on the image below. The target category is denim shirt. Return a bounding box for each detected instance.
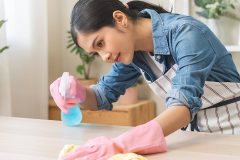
[91,9,240,120]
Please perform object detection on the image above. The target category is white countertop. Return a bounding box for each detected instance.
[0,116,239,160]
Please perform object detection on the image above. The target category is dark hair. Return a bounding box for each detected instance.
[70,0,168,47]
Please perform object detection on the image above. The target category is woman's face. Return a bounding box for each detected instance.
[76,11,135,65]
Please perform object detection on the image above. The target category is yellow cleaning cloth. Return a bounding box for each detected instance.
[58,144,77,159]
[108,153,148,160]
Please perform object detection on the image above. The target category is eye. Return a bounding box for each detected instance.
[96,40,104,48]
[89,52,99,57]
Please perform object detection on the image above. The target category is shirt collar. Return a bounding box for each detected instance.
[138,9,170,55]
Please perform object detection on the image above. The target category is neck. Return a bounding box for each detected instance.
[133,18,154,52]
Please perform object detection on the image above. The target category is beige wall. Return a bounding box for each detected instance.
[0,0,12,116]
[1,0,48,118]
[48,0,240,116]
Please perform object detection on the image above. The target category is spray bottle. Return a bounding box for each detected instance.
[59,72,82,126]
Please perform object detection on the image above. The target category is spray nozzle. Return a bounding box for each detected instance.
[59,72,70,99]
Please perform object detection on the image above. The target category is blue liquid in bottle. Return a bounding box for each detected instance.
[61,103,82,126]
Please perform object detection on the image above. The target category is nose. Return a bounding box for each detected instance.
[100,52,111,63]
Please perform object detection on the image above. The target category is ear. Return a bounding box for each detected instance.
[112,10,128,28]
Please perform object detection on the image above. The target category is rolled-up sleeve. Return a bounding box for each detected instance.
[166,23,217,120]
[91,63,141,110]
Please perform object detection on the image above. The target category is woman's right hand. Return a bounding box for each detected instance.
[50,75,86,113]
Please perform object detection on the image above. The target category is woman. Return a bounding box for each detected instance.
[50,0,240,159]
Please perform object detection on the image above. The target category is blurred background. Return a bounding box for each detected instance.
[0,0,240,122]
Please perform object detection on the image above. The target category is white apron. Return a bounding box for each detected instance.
[142,54,240,134]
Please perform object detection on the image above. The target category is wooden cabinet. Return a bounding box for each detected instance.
[49,99,156,126]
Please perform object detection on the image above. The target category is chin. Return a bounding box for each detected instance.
[122,58,133,65]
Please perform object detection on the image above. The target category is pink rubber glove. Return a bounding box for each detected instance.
[59,120,167,160]
[50,75,86,113]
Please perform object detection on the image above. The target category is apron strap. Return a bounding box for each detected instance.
[181,96,240,132]
[202,96,240,110]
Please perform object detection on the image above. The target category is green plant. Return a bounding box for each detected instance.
[67,31,95,79]
[194,0,240,20]
[0,20,9,54]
